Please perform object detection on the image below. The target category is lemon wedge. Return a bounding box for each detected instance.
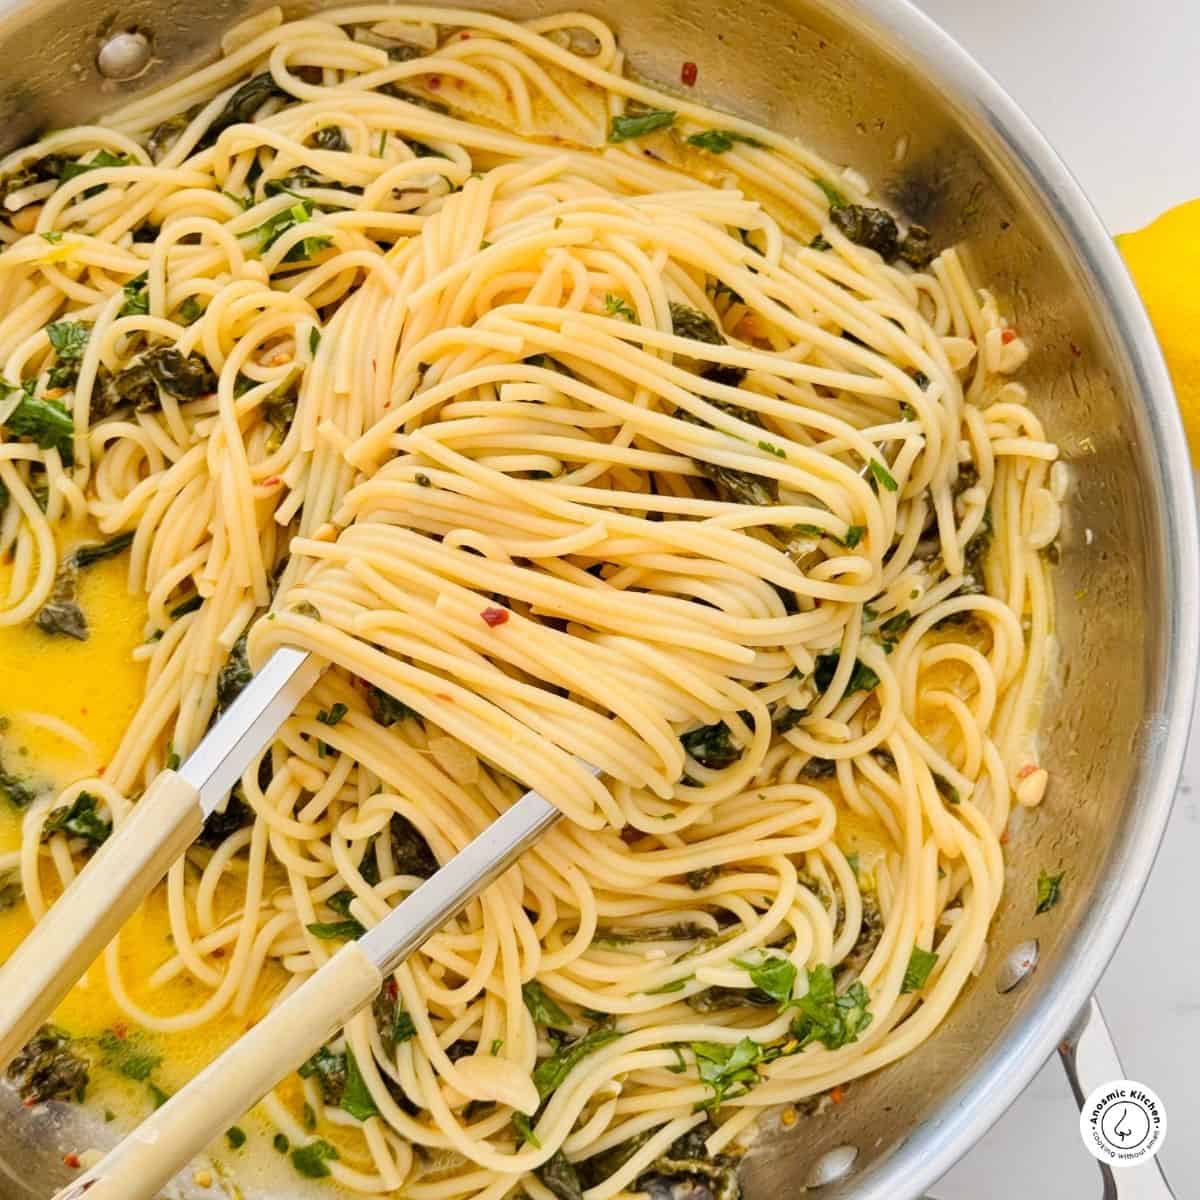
[1117,200,1200,467]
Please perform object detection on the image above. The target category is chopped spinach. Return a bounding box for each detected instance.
[522,980,572,1030]
[532,1027,622,1101]
[635,1122,740,1200]
[830,204,900,259]
[390,814,438,878]
[146,112,192,162]
[312,125,349,152]
[299,1045,348,1106]
[206,73,290,144]
[537,1150,583,1200]
[73,531,134,568]
[813,652,879,696]
[35,558,87,640]
[216,632,252,711]
[0,754,40,809]
[7,1026,89,1103]
[41,791,111,848]
[195,791,253,848]
[366,683,416,726]
[680,720,742,769]
[686,986,776,1013]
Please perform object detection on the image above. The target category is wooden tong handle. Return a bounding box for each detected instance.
[0,770,202,1069]
[62,943,383,1200]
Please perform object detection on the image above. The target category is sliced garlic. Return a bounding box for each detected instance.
[452,1054,540,1115]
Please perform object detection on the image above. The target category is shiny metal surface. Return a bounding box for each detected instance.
[1059,1000,1176,1199]
[359,787,561,976]
[0,0,1194,1197]
[179,646,321,814]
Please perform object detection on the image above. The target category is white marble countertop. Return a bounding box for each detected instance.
[912,1,1200,1194]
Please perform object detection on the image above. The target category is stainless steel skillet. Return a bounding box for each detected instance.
[0,0,1193,1196]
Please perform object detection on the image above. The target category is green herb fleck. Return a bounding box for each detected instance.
[901,946,938,994]
[686,129,763,154]
[608,110,676,143]
[1036,868,1064,915]
[867,459,899,492]
[522,980,571,1030]
[603,293,636,321]
[41,791,111,849]
[733,954,796,1005]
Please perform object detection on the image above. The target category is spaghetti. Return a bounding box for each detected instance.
[0,7,1061,1198]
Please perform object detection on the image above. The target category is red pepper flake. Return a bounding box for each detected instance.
[459,31,471,38]
[1001,328,1017,345]
[428,75,442,90]
[681,61,698,86]
[1000,830,1010,845]
[436,693,453,702]
[63,1153,81,1169]
[97,764,107,776]
[387,979,399,998]
[829,1085,845,1105]
[22,1097,34,1108]
[113,1023,127,1040]
[481,606,509,627]
[262,476,280,487]
[1069,340,1082,357]
[212,947,226,959]
[1016,763,1038,780]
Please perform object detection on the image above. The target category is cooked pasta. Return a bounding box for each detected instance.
[0,6,1061,1197]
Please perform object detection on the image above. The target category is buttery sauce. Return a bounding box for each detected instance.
[0,531,297,1190]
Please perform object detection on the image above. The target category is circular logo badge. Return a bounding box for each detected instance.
[1079,1079,1167,1166]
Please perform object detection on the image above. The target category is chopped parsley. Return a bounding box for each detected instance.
[603,293,636,321]
[691,1037,764,1109]
[686,129,763,154]
[1036,868,1065,915]
[900,946,938,994]
[733,954,796,1005]
[787,965,872,1050]
[608,110,677,142]
[292,1138,339,1177]
[867,459,899,492]
[316,702,348,727]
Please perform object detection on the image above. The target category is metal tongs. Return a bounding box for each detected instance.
[0,646,564,1200]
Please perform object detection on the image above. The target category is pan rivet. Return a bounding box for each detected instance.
[997,938,1039,993]
[97,30,153,81]
[807,1144,858,1187]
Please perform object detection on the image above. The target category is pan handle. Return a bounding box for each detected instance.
[1058,997,1175,1199]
